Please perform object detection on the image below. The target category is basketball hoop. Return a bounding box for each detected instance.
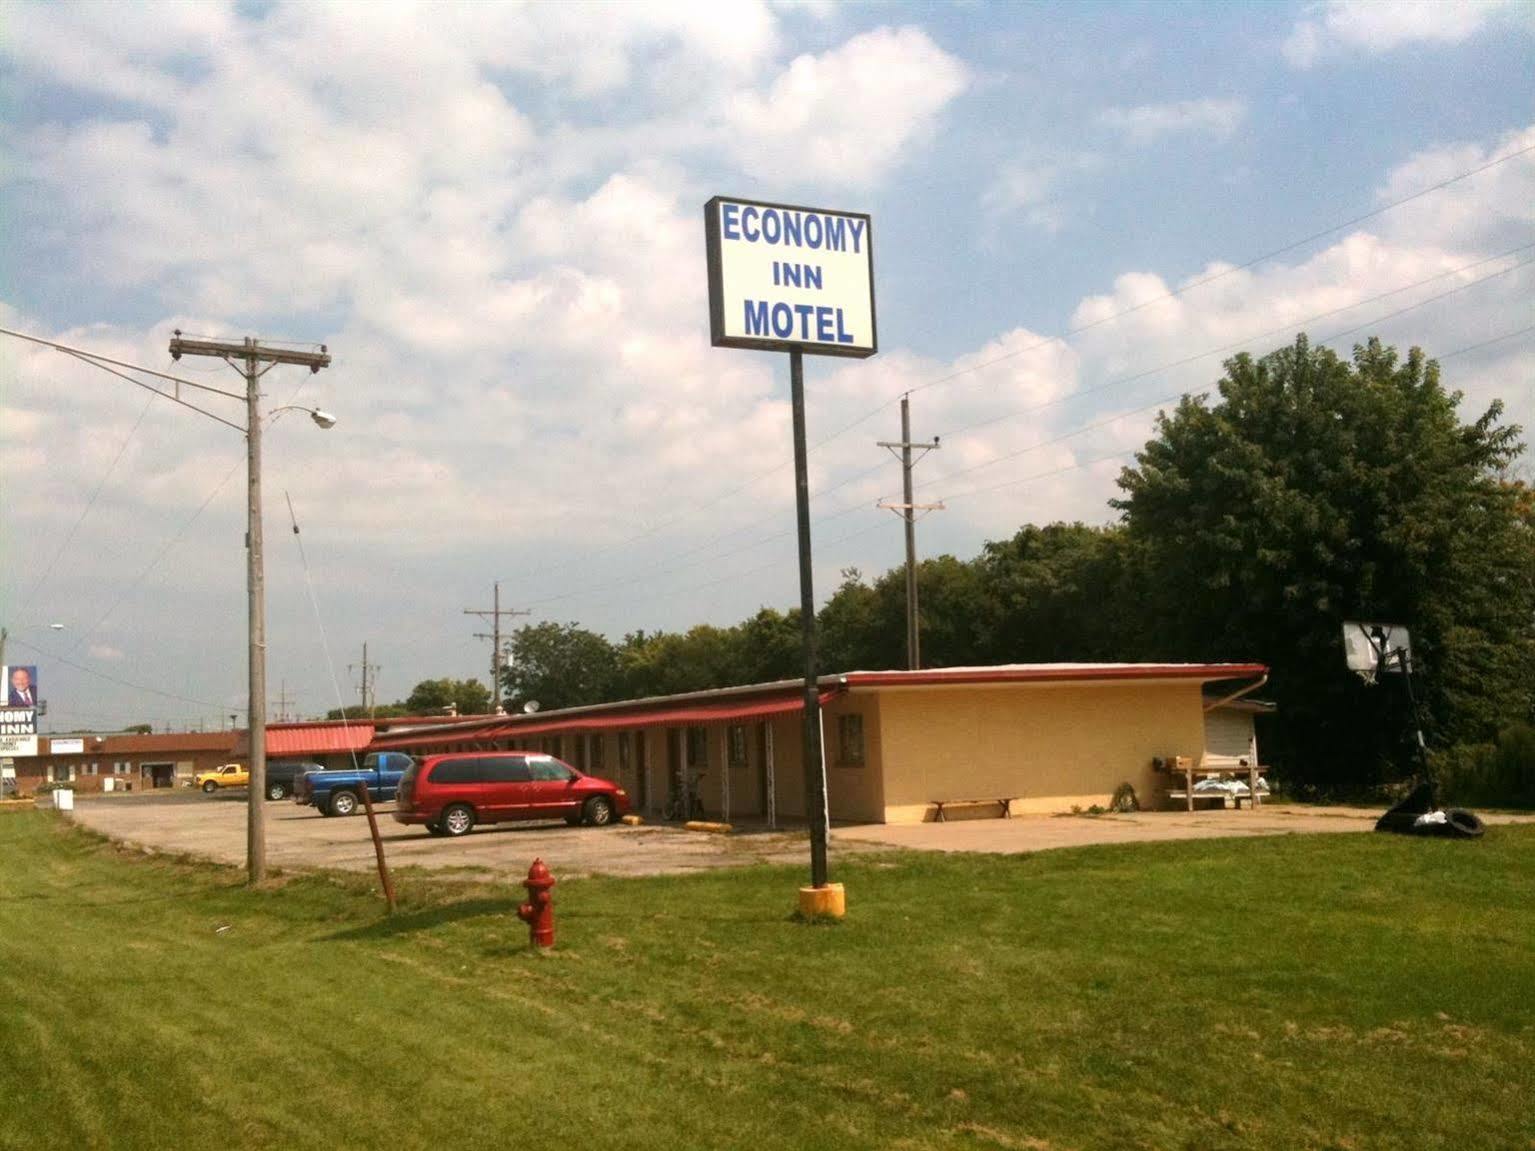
[1342,621,1410,683]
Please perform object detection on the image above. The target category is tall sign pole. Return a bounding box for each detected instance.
[705,196,877,916]
[788,347,828,887]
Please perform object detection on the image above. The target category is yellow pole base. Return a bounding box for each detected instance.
[620,814,644,826]
[797,882,846,920]
[683,820,733,834]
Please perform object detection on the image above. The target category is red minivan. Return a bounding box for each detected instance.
[393,751,629,837]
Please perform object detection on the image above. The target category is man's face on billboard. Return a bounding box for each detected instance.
[10,668,31,694]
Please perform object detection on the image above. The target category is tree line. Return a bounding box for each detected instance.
[495,336,1531,797]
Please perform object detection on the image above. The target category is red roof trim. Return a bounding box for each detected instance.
[840,664,1268,688]
[371,689,840,751]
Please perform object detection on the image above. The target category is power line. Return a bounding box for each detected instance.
[11,391,157,623]
[904,140,1535,401]
[526,248,1534,614]
[56,371,317,660]
[5,635,247,713]
[490,140,1534,593]
[916,250,1534,496]
[935,240,1535,443]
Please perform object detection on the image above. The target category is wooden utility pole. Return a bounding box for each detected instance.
[878,394,942,669]
[169,332,330,884]
[465,582,529,712]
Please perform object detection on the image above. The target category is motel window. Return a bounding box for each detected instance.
[728,725,747,770]
[837,714,865,767]
[50,764,75,783]
[114,762,130,775]
[84,763,99,776]
[686,726,709,768]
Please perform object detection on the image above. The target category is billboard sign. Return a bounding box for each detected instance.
[1,665,39,757]
[705,196,876,358]
[50,738,85,755]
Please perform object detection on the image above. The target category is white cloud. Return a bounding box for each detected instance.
[2,4,1529,726]
[1097,99,1247,144]
[981,154,1103,230]
[725,25,968,186]
[1284,0,1530,68]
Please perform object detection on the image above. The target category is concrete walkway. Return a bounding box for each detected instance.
[834,804,1535,854]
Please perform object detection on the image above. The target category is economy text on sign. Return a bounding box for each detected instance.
[705,197,876,359]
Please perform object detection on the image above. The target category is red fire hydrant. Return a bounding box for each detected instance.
[516,858,556,948]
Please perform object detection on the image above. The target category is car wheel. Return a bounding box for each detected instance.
[583,796,615,827]
[202,781,218,794]
[328,790,358,817]
[266,783,288,801]
[441,804,475,837]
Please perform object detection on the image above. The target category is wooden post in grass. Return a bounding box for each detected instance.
[356,781,397,914]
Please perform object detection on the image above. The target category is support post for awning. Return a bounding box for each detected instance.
[720,726,730,824]
[765,721,776,830]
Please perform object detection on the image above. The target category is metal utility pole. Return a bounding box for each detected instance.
[465,582,529,712]
[350,643,380,715]
[169,332,331,884]
[790,348,830,889]
[878,394,942,669]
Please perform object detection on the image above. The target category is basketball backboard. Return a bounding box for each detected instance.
[1342,621,1411,679]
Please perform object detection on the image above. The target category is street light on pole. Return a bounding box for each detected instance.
[0,325,333,881]
[169,332,333,885]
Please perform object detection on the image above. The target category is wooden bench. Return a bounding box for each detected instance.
[930,797,1012,822]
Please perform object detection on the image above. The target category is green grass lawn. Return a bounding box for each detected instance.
[2,813,1532,1151]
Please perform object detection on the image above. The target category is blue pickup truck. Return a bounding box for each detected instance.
[294,752,414,817]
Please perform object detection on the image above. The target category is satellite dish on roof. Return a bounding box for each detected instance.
[523,700,541,714]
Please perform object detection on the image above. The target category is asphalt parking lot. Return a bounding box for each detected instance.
[66,789,1535,881]
[68,790,849,879]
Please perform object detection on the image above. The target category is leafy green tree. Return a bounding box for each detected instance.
[502,622,620,711]
[1114,334,1532,788]
[404,677,492,716]
[975,523,1141,663]
[324,703,408,720]
[816,568,898,671]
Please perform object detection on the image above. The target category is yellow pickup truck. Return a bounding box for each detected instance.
[195,763,249,793]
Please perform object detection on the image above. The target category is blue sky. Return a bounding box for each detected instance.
[2,0,1532,731]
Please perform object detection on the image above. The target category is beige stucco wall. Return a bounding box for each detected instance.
[875,680,1208,823]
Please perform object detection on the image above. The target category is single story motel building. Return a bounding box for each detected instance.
[12,664,1269,820]
[369,663,1271,824]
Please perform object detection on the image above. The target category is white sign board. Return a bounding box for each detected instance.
[50,738,85,755]
[705,196,876,358]
[0,734,38,758]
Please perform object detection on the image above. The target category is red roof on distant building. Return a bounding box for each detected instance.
[235,723,375,757]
